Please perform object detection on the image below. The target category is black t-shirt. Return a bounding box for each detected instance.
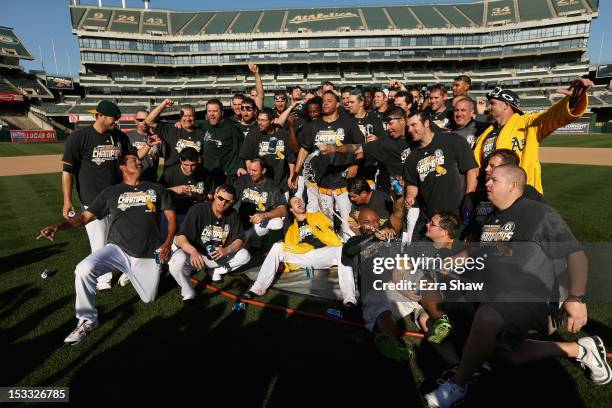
[156,123,205,169]
[351,190,393,224]
[481,124,500,161]
[297,219,325,249]
[87,182,173,258]
[474,184,546,227]
[239,128,296,192]
[235,121,259,140]
[479,197,580,301]
[404,132,478,218]
[200,119,244,175]
[158,165,214,215]
[234,175,287,228]
[300,115,362,188]
[427,108,454,130]
[62,125,131,207]
[126,130,160,182]
[363,134,413,177]
[177,201,244,252]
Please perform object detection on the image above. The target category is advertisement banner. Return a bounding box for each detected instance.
[0,92,25,103]
[68,114,135,123]
[10,129,57,143]
[555,121,590,134]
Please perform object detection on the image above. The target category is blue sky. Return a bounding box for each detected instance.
[3,0,610,76]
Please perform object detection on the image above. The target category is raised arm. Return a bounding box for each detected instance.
[146,98,173,128]
[248,63,265,110]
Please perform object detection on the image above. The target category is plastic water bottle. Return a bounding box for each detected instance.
[259,217,269,229]
[341,169,349,178]
[390,177,404,195]
[67,210,76,218]
[268,136,278,154]
[365,124,374,142]
[326,308,343,319]
[205,244,216,259]
[232,301,248,312]
[304,266,314,278]
[461,207,471,226]
[41,268,54,279]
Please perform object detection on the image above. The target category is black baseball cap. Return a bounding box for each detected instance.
[486,87,522,114]
[96,100,121,118]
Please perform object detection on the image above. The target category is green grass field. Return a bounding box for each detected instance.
[0,142,66,157]
[1,165,611,406]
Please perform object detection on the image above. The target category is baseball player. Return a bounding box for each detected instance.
[126,109,160,182]
[40,153,176,345]
[233,159,288,245]
[61,101,158,291]
[168,185,251,299]
[243,196,357,308]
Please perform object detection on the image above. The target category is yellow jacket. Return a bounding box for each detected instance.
[283,212,342,254]
[473,95,588,194]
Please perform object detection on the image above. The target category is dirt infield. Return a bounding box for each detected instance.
[0,148,611,177]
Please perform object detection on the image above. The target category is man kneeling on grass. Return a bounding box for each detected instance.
[38,154,176,345]
[242,196,357,308]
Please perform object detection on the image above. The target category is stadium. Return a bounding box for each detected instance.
[1,0,612,406]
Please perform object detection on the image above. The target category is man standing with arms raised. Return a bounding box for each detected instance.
[126,109,159,182]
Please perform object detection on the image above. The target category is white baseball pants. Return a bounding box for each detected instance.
[244,217,284,244]
[249,243,357,304]
[74,243,160,324]
[83,204,112,286]
[169,247,251,298]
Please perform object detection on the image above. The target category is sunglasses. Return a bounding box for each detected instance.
[135,118,146,122]
[240,106,254,111]
[488,87,517,104]
[274,96,287,101]
[216,195,233,204]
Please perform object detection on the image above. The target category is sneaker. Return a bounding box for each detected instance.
[182,293,196,302]
[64,320,98,345]
[212,271,224,282]
[96,282,112,292]
[577,336,612,385]
[374,334,413,362]
[428,315,453,344]
[240,291,259,300]
[424,379,465,408]
[118,273,131,287]
[343,300,357,310]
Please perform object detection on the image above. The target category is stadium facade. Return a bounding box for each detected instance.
[40,0,612,121]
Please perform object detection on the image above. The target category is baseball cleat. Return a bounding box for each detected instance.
[64,320,98,345]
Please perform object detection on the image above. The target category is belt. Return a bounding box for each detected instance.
[307,181,348,196]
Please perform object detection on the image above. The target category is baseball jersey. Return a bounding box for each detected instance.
[239,128,296,192]
[350,190,393,224]
[126,129,159,182]
[156,123,205,169]
[87,182,173,258]
[479,197,580,301]
[62,125,131,207]
[300,115,362,189]
[404,132,478,218]
[158,165,214,215]
[296,218,325,249]
[234,175,287,228]
[178,201,244,252]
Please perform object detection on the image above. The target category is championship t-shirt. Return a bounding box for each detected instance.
[234,175,287,229]
[351,189,393,224]
[239,128,296,192]
[156,122,205,169]
[363,135,413,177]
[178,201,244,252]
[126,130,159,182]
[158,165,214,215]
[300,115,362,189]
[404,132,478,218]
[479,197,581,301]
[62,125,132,207]
[296,219,325,249]
[474,185,546,227]
[87,182,173,258]
[354,112,385,180]
[427,108,454,130]
[451,120,489,150]
[235,121,259,140]
[481,125,501,161]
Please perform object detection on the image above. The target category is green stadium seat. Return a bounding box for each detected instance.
[517,0,553,21]
[142,11,169,34]
[179,13,213,35]
[552,0,588,15]
[285,8,363,33]
[435,5,474,28]
[455,3,484,26]
[361,7,392,30]
[109,10,141,33]
[411,6,448,28]
[256,10,284,33]
[385,6,419,29]
[70,7,87,29]
[229,11,260,34]
[204,12,236,34]
[171,13,196,35]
